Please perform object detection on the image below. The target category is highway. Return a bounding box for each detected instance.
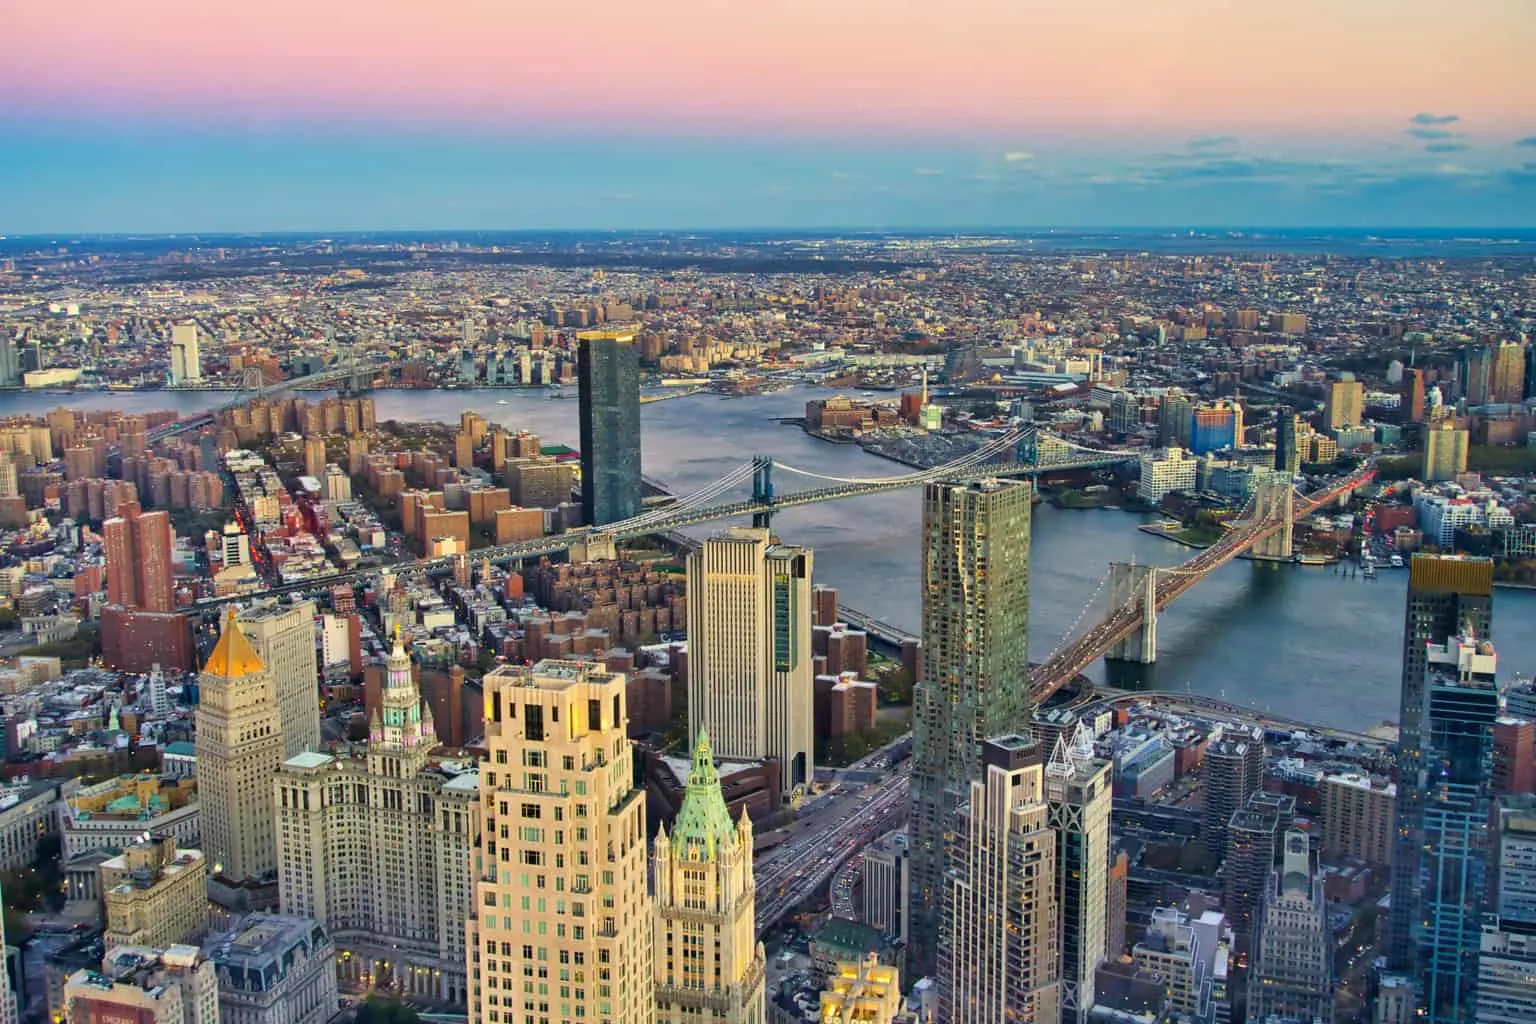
[753,766,909,935]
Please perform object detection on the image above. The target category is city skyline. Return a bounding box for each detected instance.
[2,1,1534,231]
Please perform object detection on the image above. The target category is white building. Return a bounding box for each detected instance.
[1138,448,1198,503]
[169,323,201,385]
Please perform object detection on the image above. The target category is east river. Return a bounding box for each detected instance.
[5,385,1533,733]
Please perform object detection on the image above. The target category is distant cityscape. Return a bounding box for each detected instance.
[0,232,1531,1024]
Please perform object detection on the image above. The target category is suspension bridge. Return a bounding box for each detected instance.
[1026,462,1376,700]
[188,424,1137,608]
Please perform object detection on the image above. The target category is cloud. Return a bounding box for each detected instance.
[1424,142,1469,153]
[830,171,856,180]
[1411,112,1460,125]
[911,167,946,176]
[1002,151,1035,163]
[1516,137,1536,147]
[1406,127,1457,140]
[1186,134,1238,150]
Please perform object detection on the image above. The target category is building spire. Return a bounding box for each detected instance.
[671,728,736,859]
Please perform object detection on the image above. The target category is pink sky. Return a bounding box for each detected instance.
[4,0,1534,138]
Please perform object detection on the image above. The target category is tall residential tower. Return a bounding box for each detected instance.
[908,477,1033,979]
[577,330,642,526]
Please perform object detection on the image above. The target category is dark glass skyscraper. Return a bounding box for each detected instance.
[907,477,1033,980]
[576,330,642,527]
[1386,555,1494,976]
[1273,407,1299,475]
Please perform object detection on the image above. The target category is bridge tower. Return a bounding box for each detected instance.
[239,366,265,392]
[1014,424,1040,467]
[1105,562,1158,663]
[1250,473,1295,561]
[751,456,775,531]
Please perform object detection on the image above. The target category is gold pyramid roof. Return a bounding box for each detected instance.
[203,608,266,678]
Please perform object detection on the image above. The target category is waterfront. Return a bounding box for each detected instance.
[4,385,1533,732]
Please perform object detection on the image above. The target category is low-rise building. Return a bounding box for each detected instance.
[63,945,218,1024]
[1320,772,1395,867]
[101,836,209,953]
[63,775,200,859]
[205,915,338,1024]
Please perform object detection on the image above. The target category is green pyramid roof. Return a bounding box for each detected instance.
[670,728,739,859]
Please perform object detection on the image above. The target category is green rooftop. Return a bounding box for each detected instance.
[669,729,741,859]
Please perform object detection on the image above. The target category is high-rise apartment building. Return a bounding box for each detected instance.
[0,334,18,389]
[1386,555,1493,973]
[908,478,1033,979]
[652,730,765,1024]
[1417,628,1499,1022]
[1273,407,1301,476]
[169,323,201,385]
[1422,422,1469,483]
[1320,772,1396,866]
[467,661,654,1024]
[1491,341,1526,404]
[1189,401,1243,454]
[576,330,642,526]
[195,609,284,885]
[103,503,176,612]
[940,736,1059,1024]
[1460,345,1492,405]
[1325,378,1365,431]
[1402,368,1427,424]
[1247,830,1332,1024]
[1045,725,1112,1024]
[1224,801,1279,965]
[686,526,814,795]
[275,629,477,1004]
[1201,724,1264,861]
[238,601,321,759]
[1477,795,1536,1024]
[1157,390,1192,449]
[861,833,910,946]
[303,436,327,479]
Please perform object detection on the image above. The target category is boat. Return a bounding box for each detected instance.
[496,399,509,406]
[1297,554,1330,566]
[1389,553,1404,568]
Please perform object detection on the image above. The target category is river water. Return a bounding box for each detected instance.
[6,385,1533,732]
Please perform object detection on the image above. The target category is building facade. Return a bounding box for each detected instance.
[196,609,284,886]
[205,915,338,1024]
[1386,555,1493,974]
[1247,830,1332,1024]
[275,630,477,1005]
[908,478,1033,980]
[686,526,815,796]
[1422,422,1469,483]
[64,946,218,1024]
[1045,725,1111,1024]
[577,330,642,526]
[238,601,321,758]
[101,836,208,953]
[467,661,654,1024]
[651,730,765,1024]
[1478,795,1536,1024]
[939,736,1059,1024]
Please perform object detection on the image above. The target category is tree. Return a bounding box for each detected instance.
[358,996,421,1024]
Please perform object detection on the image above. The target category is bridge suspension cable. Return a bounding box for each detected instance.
[1039,565,1114,666]
[605,461,759,533]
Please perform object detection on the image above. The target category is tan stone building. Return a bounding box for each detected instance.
[1321,772,1396,866]
[467,660,654,1024]
[652,730,764,1024]
[101,836,208,953]
[196,608,284,885]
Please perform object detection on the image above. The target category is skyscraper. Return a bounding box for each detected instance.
[1386,555,1493,973]
[169,323,201,385]
[238,601,321,758]
[1491,340,1526,404]
[466,660,654,1024]
[908,477,1033,979]
[1415,628,1500,1022]
[1201,724,1264,861]
[1477,796,1536,1024]
[196,609,284,886]
[1325,378,1365,431]
[939,735,1060,1024]
[1402,368,1427,423]
[1422,422,1470,482]
[275,629,475,1004]
[686,525,814,794]
[1247,830,1332,1024]
[1460,345,1492,405]
[576,329,642,526]
[1045,725,1112,1024]
[0,333,18,389]
[103,502,176,612]
[651,730,765,1024]
[1273,407,1300,476]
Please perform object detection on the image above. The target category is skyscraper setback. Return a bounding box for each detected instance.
[907,477,1033,979]
[686,525,815,795]
[576,329,642,527]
